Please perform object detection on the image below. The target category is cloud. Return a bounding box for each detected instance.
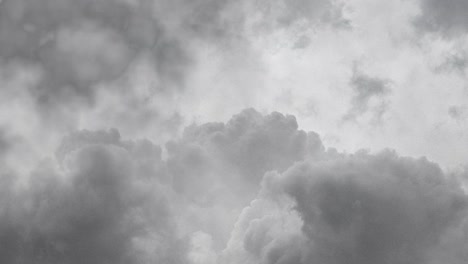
[0,0,192,111]
[0,0,345,109]
[0,129,185,264]
[448,105,468,122]
[0,0,352,141]
[226,149,468,264]
[0,109,326,263]
[436,52,468,75]
[167,108,324,199]
[3,0,468,262]
[0,109,468,263]
[0,127,12,159]
[343,68,392,123]
[416,0,468,36]
[0,0,198,149]
[251,0,349,31]
[165,108,324,248]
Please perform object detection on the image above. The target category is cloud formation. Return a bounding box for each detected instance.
[0,129,185,264]
[1,0,468,263]
[1,109,467,263]
[0,109,325,263]
[225,150,468,264]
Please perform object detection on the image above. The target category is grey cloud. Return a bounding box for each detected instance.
[0,108,326,263]
[167,108,324,199]
[235,150,468,264]
[173,0,244,41]
[1,109,468,263]
[448,105,468,122]
[0,128,27,172]
[436,52,468,75]
[0,130,185,264]
[343,69,391,123]
[0,0,191,109]
[253,0,349,31]
[164,109,324,251]
[416,0,468,35]
[0,128,12,158]
[0,0,349,128]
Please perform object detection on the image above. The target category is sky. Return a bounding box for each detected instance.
[0,0,467,263]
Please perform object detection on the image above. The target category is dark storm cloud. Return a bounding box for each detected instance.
[231,150,468,264]
[343,69,391,123]
[416,0,468,35]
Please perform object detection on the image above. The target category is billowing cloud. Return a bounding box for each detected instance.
[0,129,184,264]
[168,108,323,188]
[226,150,468,264]
[1,109,468,263]
[165,109,324,249]
[0,109,325,263]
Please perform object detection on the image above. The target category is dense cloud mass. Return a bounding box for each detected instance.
[224,150,468,264]
[1,110,467,263]
[0,129,185,264]
[1,0,468,263]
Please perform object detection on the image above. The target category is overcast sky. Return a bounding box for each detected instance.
[0,0,467,263]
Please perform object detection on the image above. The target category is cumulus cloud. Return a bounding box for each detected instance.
[1,109,468,263]
[0,129,183,264]
[170,108,323,184]
[0,109,325,263]
[226,150,468,264]
[165,109,324,247]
